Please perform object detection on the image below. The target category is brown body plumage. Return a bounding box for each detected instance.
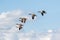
[16,24,23,30]
[19,18,27,23]
[29,13,36,20]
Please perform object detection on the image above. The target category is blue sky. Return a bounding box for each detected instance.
[0,0,60,32]
[0,0,60,40]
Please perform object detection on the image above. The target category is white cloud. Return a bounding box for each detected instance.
[1,29,60,40]
[48,30,53,33]
[0,10,22,31]
[51,29,60,40]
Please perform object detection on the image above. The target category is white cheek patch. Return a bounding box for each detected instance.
[16,25,19,28]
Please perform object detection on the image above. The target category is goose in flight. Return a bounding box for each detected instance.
[38,10,46,16]
[16,24,23,30]
[29,13,36,20]
[19,17,27,23]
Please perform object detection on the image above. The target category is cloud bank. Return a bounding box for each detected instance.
[0,29,60,40]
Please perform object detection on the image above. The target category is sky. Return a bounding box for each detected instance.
[0,0,60,40]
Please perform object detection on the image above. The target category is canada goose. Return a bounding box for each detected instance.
[16,24,23,30]
[19,18,27,23]
[38,10,46,16]
[29,13,36,20]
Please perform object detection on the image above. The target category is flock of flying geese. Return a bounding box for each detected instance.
[16,10,46,30]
